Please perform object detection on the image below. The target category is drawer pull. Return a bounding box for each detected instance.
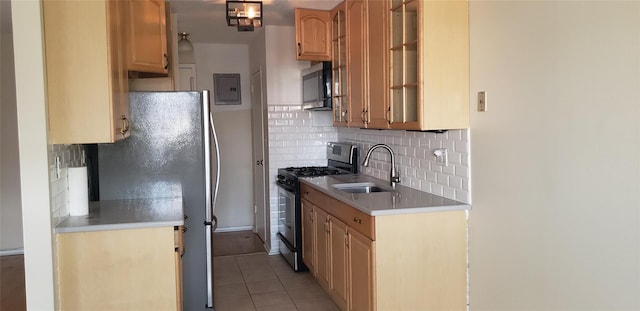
[353,217,362,224]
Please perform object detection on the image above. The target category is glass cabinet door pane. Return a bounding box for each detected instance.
[339,37,346,66]
[391,8,403,48]
[333,68,340,96]
[406,45,418,85]
[392,50,404,87]
[392,89,403,121]
[405,0,418,42]
[340,67,347,99]
[405,86,418,122]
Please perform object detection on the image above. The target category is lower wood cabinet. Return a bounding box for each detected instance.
[314,205,330,290]
[301,183,466,311]
[347,228,374,311]
[56,226,183,310]
[328,215,348,310]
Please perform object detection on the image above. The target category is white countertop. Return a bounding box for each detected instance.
[55,197,184,233]
[300,174,471,216]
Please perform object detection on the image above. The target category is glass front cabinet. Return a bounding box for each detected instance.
[387,0,469,130]
[332,4,348,127]
[330,0,468,131]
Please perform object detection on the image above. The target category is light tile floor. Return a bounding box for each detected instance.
[214,253,339,311]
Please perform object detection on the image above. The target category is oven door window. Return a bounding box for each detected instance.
[277,186,296,248]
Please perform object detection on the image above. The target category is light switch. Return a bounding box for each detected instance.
[478,91,487,112]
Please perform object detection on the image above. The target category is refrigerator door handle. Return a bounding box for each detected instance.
[202,90,220,309]
[205,223,214,308]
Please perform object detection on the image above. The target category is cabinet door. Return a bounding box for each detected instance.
[329,215,349,311]
[43,0,129,144]
[301,200,315,273]
[314,207,330,290]
[57,227,178,310]
[388,0,469,130]
[388,0,420,130]
[331,4,348,127]
[364,0,389,129]
[295,9,331,61]
[345,0,366,128]
[174,226,184,311]
[348,228,375,311]
[126,0,168,74]
[108,0,131,140]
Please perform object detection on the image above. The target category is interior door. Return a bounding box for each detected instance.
[251,69,268,243]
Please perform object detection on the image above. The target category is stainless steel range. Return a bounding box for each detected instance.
[276,142,358,271]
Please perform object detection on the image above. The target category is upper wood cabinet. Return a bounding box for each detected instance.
[126,0,169,75]
[295,9,332,61]
[326,0,469,131]
[332,0,388,129]
[43,0,130,144]
[344,0,366,128]
[362,0,389,129]
[388,0,469,130]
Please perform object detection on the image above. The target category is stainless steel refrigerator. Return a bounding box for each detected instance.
[98,91,220,310]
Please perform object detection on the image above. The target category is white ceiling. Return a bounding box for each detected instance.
[170,0,341,44]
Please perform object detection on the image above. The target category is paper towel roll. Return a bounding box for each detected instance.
[68,166,89,216]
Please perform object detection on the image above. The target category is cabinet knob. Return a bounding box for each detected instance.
[164,53,169,70]
[353,217,362,224]
[297,43,302,57]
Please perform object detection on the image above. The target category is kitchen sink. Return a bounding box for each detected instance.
[331,182,391,194]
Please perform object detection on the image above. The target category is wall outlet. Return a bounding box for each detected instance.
[478,91,487,112]
[433,148,448,166]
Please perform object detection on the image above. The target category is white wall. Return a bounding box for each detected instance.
[469,1,640,309]
[195,43,252,112]
[262,25,338,253]
[194,42,254,230]
[11,0,56,308]
[1,25,24,251]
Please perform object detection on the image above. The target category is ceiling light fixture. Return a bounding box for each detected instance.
[226,1,262,32]
[177,32,195,63]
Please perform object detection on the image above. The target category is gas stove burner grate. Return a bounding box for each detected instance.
[283,166,349,177]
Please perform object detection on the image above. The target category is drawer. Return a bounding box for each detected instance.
[301,183,375,240]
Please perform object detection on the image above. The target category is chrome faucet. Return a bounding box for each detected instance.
[362,144,400,188]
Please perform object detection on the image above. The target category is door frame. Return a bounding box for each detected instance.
[250,67,269,247]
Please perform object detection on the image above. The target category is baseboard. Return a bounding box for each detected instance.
[0,248,24,256]
[214,226,254,233]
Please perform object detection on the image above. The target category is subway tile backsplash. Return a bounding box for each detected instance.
[49,144,85,226]
[337,128,471,203]
[266,106,338,253]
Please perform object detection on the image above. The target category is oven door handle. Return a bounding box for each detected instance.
[278,185,296,201]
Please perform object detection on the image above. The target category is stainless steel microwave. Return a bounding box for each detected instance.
[301,62,332,111]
